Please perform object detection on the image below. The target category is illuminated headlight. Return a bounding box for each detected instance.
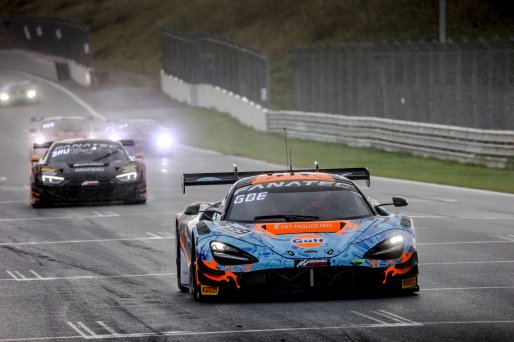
[26,89,37,99]
[156,133,173,149]
[34,135,46,145]
[210,241,258,265]
[364,234,404,260]
[0,92,9,102]
[115,171,138,182]
[41,174,64,184]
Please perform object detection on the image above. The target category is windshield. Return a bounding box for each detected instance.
[47,141,129,163]
[225,181,373,223]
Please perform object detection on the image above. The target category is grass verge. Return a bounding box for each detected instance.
[168,107,514,194]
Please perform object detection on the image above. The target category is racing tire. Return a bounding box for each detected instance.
[175,228,188,293]
[189,240,207,302]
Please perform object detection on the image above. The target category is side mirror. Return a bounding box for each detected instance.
[392,196,408,207]
[375,196,408,211]
[184,203,200,216]
[134,152,144,161]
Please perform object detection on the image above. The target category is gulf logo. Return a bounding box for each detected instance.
[291,234,325,248]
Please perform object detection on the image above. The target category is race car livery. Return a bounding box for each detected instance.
[29,139,147,207]
[176,165,418,301]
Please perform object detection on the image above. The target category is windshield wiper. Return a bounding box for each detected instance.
[93,150,119,161]
[254,214,319,222]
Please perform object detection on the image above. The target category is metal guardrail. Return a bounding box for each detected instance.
[0,15,92,67]
[267,111,514,168]
[160,27,269,106]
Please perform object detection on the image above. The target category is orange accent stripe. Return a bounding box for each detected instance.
[251,173,335,184]
[382,251,414,284]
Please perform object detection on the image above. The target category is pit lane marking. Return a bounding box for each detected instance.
[0,233,173,247]
[422,286,514,291]
[0,211,168,222]
[1,271,175,282]
[418,240,514,246]
[411,215,514,220]
[1,320,513,342]
[420,260,514,265]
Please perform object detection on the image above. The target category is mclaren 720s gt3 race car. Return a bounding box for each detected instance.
[29,138,147,207]
[175,164,418,301]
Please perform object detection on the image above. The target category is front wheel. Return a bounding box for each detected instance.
[176,229,188,293]
[189,243,208,302]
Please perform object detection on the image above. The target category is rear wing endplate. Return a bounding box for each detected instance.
[182,163,370,194]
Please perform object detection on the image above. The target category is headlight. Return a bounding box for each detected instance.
[0,93,9,102]
[210,241,258,265]
[41,174,64,184]
[116,171,138,182]
[364,234,404,260]
[26,89,37,99]
[156,133,173,149]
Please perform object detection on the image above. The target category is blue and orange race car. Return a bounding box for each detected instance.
[176,164,418,301]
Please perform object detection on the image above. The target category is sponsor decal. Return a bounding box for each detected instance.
[291,234,325,248]
[295,259,330,267]
[351,258,365,265]
[73,162,105,167]
[75,167,104,172]
[200,285,219,296]
[265,221,341,235]
[236,179,350,193]
[402,276,417,289]
[81,180,99,186]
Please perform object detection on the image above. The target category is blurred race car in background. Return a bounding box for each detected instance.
[30,138,147,207]
[0,80,39,106]
[103,118,176,156]
[29,116,94,156]
[176,164,418,301]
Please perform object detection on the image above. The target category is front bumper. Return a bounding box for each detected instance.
[197,252,419,295]
[31,180,146,205]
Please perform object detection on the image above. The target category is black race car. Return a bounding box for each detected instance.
[29,139,147,207]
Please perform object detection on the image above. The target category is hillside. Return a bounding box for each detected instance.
[2,0,513,108]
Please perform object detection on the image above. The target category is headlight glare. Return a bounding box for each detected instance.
[156,133,173,149]
[26,89,37,99]
[0,93,9,102]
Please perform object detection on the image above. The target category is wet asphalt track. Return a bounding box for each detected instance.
[0,68,513,341]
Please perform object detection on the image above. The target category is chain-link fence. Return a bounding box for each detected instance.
[160,27,269,106]
[0,15,92,67]
[291,39,514,130]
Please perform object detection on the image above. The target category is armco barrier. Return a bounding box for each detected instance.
[161,71,267,131]
[161,69,513,168]
[267,111,514,168]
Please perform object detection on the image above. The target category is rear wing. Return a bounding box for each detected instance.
[182,163,370,194]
